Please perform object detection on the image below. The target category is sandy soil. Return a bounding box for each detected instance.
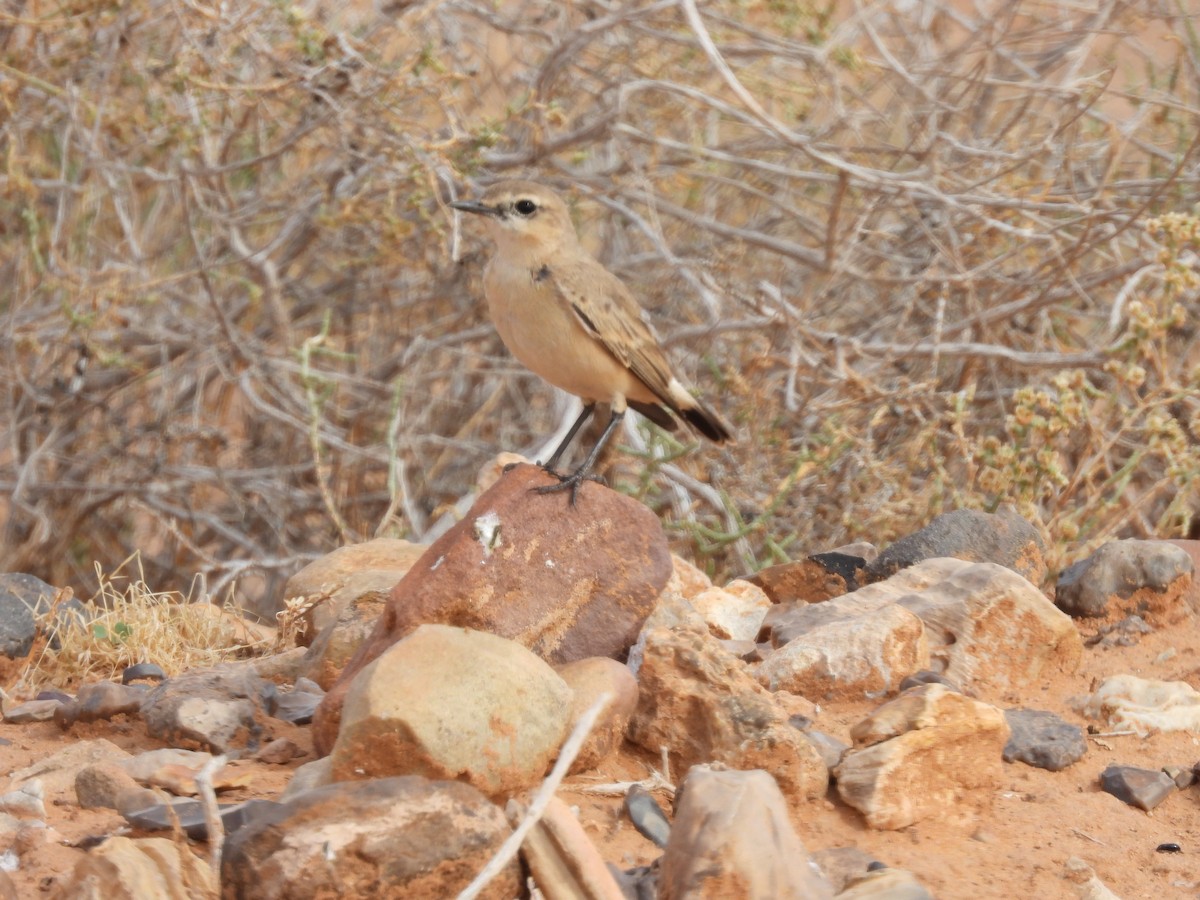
[2,618,1197,899]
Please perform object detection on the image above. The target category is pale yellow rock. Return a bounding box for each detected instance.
[630,623,829,801]
[1064,857,1122,900]
[659,766,834,899]
[283,538,427,646]
[476,451,529,493]
[668,554,713,600]
[511,796,625,900]
[835,684,1011,830]
[890,557,1081,694]
[835,867,933,899]
[330,625,572,798]
[691,579,771,642]
[754,601,929,699]
[555,657,639,774]
[55,836,216,899]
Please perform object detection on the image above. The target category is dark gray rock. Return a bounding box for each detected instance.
[140,666,278,753]
[1100,764,1176,811]
[624,785,670,849]
[221,777,519,900]
[1056,539,1194,619]
[55,681,147,727]
[3,699,63,723]
[865,509,1046,585]
[123,798,282,841]
[899,670,962,693]
[0,573,87,658]
[121,663,166,684]
[271,684,322,725]
[1003,708,1086,771]
[1084,614,1155,647]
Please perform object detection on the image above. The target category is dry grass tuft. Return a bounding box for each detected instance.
[13,558,268,695]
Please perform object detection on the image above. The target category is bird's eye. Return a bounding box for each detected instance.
[514,199,537,216]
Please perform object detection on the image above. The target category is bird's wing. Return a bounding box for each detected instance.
[550,258,681,409]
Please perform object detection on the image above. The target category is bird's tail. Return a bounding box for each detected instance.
[682,402,733,443]
[665,378,733,443]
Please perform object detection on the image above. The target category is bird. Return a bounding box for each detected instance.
[450,180,732,504]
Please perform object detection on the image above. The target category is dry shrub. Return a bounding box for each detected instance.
[1,0,1197,603]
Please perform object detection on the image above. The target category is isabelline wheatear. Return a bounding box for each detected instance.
[451,180,732,503]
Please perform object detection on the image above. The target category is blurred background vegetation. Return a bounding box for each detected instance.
[1,0,1197,612]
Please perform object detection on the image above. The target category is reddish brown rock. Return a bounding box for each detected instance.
[747,551,869,604]
[313,464,671,755]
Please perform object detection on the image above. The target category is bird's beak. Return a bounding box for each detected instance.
[449,199,499,217]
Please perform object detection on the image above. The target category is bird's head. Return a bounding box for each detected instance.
[450,181,579,254]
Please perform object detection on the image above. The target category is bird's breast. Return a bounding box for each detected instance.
[482,260,645,404]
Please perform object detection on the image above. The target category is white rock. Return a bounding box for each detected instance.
[754,600,928,699]
[1084,673,1200,735]
[691,579,771,641]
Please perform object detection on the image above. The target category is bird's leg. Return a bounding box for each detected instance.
[536,408,623,506]
[541,403,595,475]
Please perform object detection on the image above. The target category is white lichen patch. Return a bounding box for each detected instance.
[474,511,503,557]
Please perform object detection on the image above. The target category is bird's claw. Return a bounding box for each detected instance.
[533,469,606,507]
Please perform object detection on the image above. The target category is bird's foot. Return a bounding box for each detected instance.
[533,468,606,507]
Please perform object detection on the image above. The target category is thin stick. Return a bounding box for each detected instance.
[457,692,613,900]
[195,753,228,879]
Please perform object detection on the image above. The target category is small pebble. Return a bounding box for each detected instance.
[1100,764,1175,811]
[0,781,45,819]
[122,663,166,685]
[624,785,671,849]
[899,670,960,693]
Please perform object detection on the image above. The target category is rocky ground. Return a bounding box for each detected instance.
[1,462,1199,899]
